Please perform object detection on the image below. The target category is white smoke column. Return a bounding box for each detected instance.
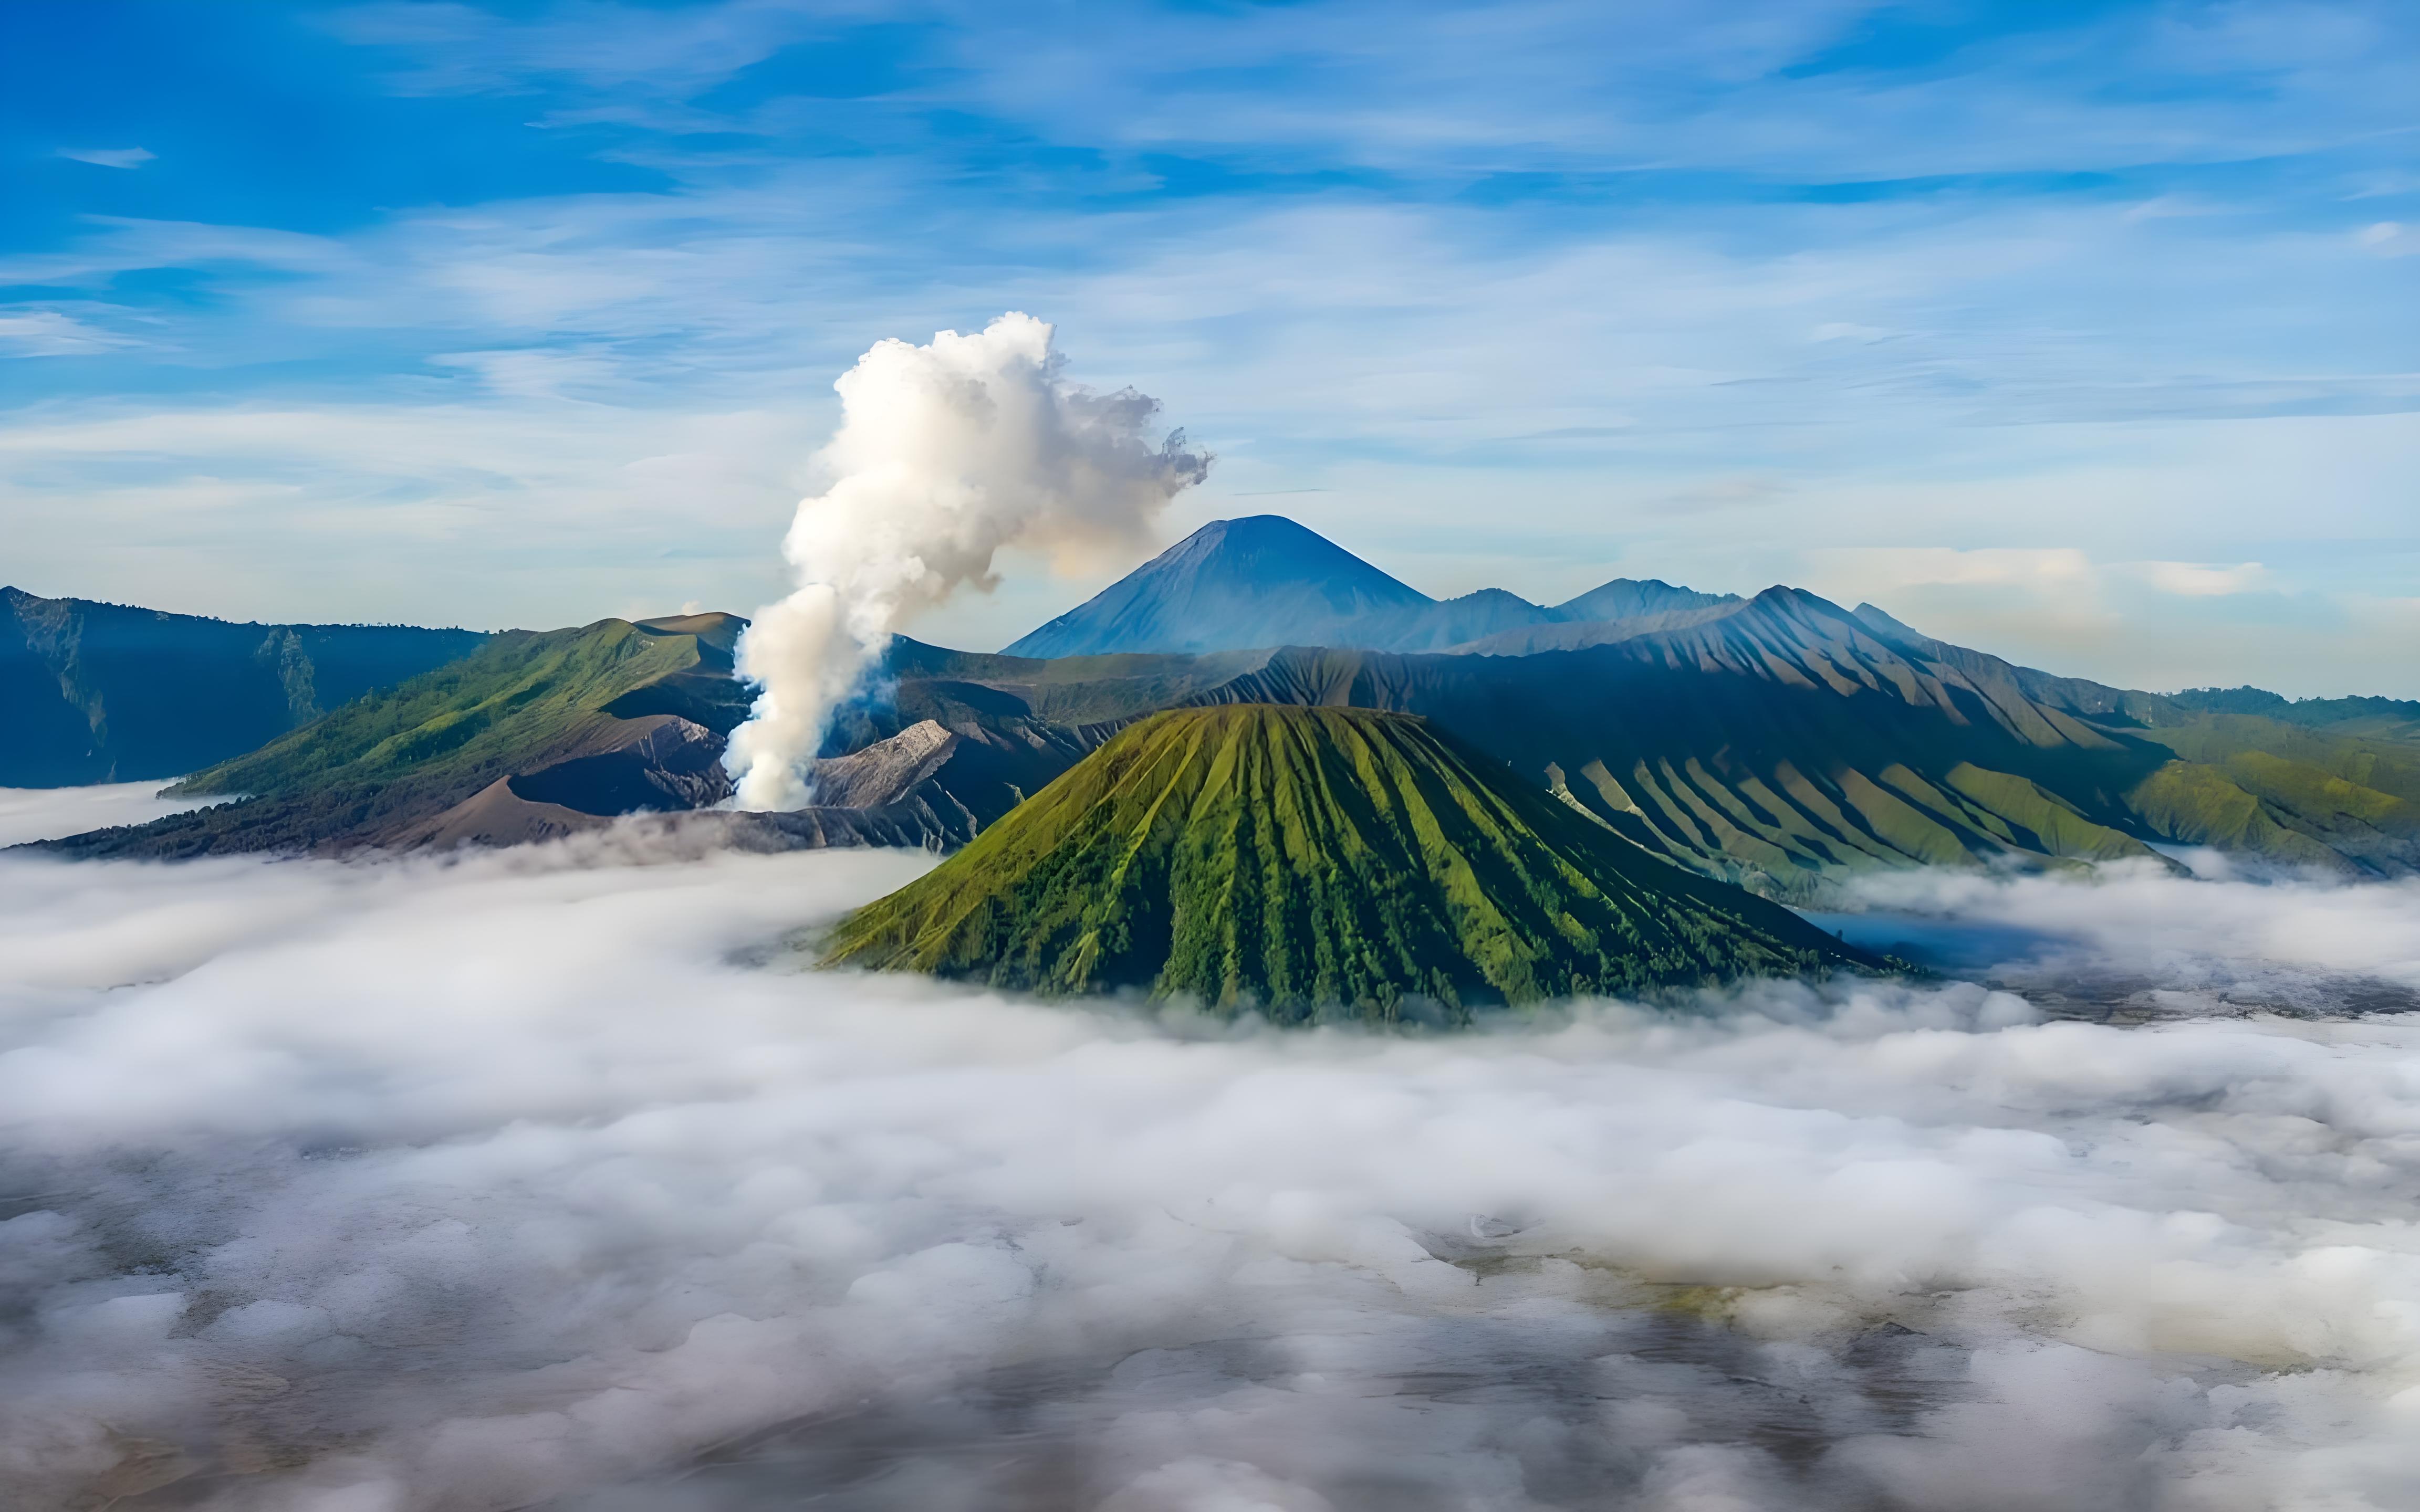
[726,313,1211,811]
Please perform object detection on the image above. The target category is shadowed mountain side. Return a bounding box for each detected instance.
[1,586,487,786]
[1558,576,1741,622]
[871,640,1276,732]
[807,717,1098,841]
[1157,593,2180,899]
[1448,603,1743,657]
[823,706,1877,1017]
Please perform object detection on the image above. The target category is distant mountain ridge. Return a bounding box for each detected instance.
[28,518,2420,894]
[951,582,2420,894]
[1002,514,1738,658]
[2166,685,2420,743]
[1,587,487,786]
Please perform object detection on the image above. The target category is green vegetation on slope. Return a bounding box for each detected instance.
[823,705,1875,1018]
[870,595,2420,897]
[1120,591,2420,891]
[1132,595,2186,900]
[2170,687,2420,744]
[2113,723,2420,875]
[47,616,742,858]
[1855,611,2420,877]
[180,615,737,799]
[32,566,2413,888]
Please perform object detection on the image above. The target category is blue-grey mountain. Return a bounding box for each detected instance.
[1002,514,1737,658]
[2,587,487,786]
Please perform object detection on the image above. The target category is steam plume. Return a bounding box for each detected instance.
[726,313,1210,810]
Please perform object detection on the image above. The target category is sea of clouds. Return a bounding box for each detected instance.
[5,790,2420,1511]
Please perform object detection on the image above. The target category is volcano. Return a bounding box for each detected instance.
[822,704,1877,1017]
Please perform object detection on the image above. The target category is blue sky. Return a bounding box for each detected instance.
[3,0,2415,693]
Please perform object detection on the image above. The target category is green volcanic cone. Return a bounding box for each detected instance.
[823,705,1877,1017]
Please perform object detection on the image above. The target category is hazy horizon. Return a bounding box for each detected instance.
[4,500,2407,706]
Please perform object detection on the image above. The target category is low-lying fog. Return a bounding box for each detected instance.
[4,792,2419,1512]
[0,780,217,848]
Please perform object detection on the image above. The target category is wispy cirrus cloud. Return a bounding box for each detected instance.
[0,309,148,358]
[56,145,154,169]
[908,0,2420,183]
[4,1,2417,689]
[0,217,347,289]
[322,0,849,97]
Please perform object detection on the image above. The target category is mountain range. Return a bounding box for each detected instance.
[23,519,2420,903]
[2,587,486,786]
[887,596,2420,897]
[1003,514,1737,658]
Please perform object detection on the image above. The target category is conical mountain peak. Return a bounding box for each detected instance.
[1004,514,1743,659]
[1003,516,1431,659]
[822,704,1876,1017]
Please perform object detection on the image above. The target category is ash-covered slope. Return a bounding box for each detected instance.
[822,705,1875,1017]
[1,586,487,785]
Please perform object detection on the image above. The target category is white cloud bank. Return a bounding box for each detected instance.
[4,809,2420,1508]
[0,781,218,848]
